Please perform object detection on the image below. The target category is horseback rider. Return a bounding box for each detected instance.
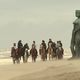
[17,40,23,48]
[11,43,19,64]
[30,41,38,62]
[17,40,23,60]
[56,41,62,48]
[22,43,29,63]
[32,41,36,49]
[48,39,56,60]
[56,41,64,59]
[41,40,47,60]
[48,39,56,50]
[41,40,47,50]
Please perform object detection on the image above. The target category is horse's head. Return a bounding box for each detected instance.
[24,43,29,50]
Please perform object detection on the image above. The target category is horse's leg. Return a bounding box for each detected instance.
[26,55,28,62]
[33,56,35,62]
[32,56,34,62]
[60,52,63,59]
[42,55,43,61]
[56,52,58,60]
[13,58,15,64]
[17,57,20,64]
[32,57,33,62]
[42,54,44,61]
[41,55,42,60]
[15,55,19,64]
[45,53,47,61]
[43,54,45,61]
[41,53,43,61]
[41,55,42,61]
[27,52,29,62]
[49,54,50,60]
[22,56,24,63]
[52,51,54,60]
[58,53,60,59]
[41,54,42,61]
[43,54,44,61]
[42,54,43,61]
[19,54,21,60]
[51,53,53,60]
[46,53,47,61]
[48,49,51,61]
[34,57,36,62]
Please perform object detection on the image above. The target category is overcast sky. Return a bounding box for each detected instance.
[0,0,80,49]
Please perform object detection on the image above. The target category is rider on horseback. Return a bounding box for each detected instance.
[41,40,47,60]
[17,40,23,62]
[41,40,47,50]
[30,41,38,62]
[32,41,36,49]
[48,39,56,48]
[56,41,64,59]
[17,40,23,48]
[48,39,56,60]
[11,43,19,64]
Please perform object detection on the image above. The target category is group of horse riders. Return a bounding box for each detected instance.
[11,39,64,64]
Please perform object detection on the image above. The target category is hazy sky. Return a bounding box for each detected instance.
[0,0,80,49]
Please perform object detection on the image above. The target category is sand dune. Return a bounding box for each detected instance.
[0,59,80,80]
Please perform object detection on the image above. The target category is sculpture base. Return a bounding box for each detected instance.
[68,56,80,60]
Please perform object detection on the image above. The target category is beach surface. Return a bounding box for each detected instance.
[0,59,80,80]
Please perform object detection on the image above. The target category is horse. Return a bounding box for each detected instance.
[30,47,38,62]
[11,46,20,64]
[47,47,54,60]
[47,42,57,60]
[24,49,30,62]
[56,47,64,59]
[39,44,47,61]
[21,43,29,63]
[16,43,29,63]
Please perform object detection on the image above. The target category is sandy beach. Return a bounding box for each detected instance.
[0,59,80,80]
[0,0,80,80]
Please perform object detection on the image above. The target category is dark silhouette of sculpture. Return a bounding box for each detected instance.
[70,10,80,58]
